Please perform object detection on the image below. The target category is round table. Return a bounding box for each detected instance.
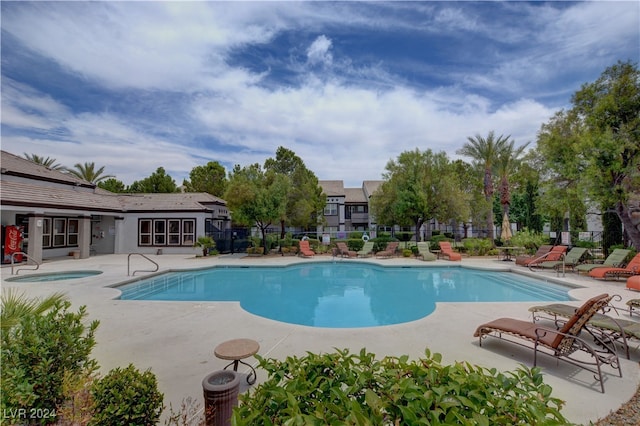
[214,338,259,384]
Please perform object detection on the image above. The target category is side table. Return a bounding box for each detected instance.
[214,338,259,384]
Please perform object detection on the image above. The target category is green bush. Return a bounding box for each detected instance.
[509,229,550,254]
[429,234,450,251]
[346,238,364,251]
[232,348,568,425]
[1,299,99,419]
[90,364,164,426]
[462,238,493,256]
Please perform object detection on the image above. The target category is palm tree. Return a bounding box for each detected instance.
[66,162,114,184]
[1,290,67,331]
[22,153,64,170]
[457,131,511,241]
[496,140,530,217]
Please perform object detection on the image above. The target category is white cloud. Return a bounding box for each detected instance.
[306,35,333,67]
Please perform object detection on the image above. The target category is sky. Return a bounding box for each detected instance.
[1,1,639,188]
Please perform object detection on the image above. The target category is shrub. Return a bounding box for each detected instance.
[429,234,450,251]
[1,299,99,419]
[232,348,568,425]
[347,238,364,251]
[462,238,493,256]
[90,364,164,426]
[509,229,550,254]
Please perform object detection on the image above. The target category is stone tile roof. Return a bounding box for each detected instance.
[118,193,222,212]
[344,188,367,203]
[319,180,344,196]
[1,150,92,187]
[362,180,383,198]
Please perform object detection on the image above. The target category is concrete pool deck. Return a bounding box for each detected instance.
[2,253,639,424]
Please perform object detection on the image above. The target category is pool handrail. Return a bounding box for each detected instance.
[11,252,40,275]
[127,253,159,276]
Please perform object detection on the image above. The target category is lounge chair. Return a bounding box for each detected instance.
[474,293,621,393]
[298,240,315,257]
[416,242,436,261]
[575,249,630,275]
[336,242,356,258]
[515,245,553,266]
[529,299,640,359]
[628,299,640,317]
[376,241,398,258]
[524,245,567,268]
[588,253,640,280]
[628,276,640,292]
[535,247,588,271]
[357,241,374,257]
[438,241,461,261]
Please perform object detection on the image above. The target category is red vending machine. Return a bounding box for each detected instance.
[3,225,24,263]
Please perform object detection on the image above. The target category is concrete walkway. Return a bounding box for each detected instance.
[2,253,639,424]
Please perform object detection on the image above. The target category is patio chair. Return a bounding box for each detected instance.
[524,245,567,269]
[438,241,461,261]
[298,240,315,257]
[336,242,357,258]
[575,249,630,275]
[416,242,436,261]
[628,276,640,292]
[535,247,588,271]
[357,241,374,257]
[515,245,553,266]
[474,293,621,393]
[588,253,640,280]
[627,299,640,317]
[376,241,398,258]
[529,298,640,359]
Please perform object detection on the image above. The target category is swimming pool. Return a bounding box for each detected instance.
[6,270,103,282]
[117,262,572,328]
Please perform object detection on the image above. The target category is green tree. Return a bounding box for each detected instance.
[22,153,64,170]
[128,167,178,193]
[182,161,227,196]
[537,61,640,248]
[370,149,469,242]
[98,178,127,193]
[224,164,289,251]
[457,131,512,241]
[1,289,67,331]
[263,147,326,238]
[65,162,114,184]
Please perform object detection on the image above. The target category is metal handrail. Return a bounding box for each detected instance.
[11,252,40,275]
[127,253,159,276]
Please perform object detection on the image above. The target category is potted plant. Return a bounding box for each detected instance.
[194,236,216,257]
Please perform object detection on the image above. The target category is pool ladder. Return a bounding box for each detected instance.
[10,252,40,275]
[127,253,159,276]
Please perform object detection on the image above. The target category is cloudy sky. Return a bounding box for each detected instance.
[1,1,638,188]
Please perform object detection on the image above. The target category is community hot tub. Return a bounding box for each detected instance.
[5,270,103,282]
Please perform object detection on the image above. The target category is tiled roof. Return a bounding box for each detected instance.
[319,180,344,196]
[0,150,92,187]
[0,180,123,212]
[363,180,383,198]
[344,188,367,203]
[118,193,220,212]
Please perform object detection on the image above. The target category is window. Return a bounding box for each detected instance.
[42,218,51,248]
[183,220,195,245]
[67,219,79,246]
[154,220,166,245]
[324,203,338,216]
[53,218,67,247]
[168,220,181,245]
[138,218,196,247]
[139,220,152,245]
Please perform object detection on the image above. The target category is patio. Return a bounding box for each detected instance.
[2,253,639,424]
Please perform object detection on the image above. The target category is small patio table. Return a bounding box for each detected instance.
[214,338,259,384]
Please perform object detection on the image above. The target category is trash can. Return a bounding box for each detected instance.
[202,370,240,426]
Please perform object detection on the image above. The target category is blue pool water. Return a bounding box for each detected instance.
[6,270,103,282]
[117,262,571,328]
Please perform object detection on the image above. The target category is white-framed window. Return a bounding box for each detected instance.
[182,220,195,245]
[324,203,338,216]
[53,218,67,247]
[138,218,197,247]
[42,218,52,248]
[67,219,79,246]
[153,220,166,245]
[139,219,152,245]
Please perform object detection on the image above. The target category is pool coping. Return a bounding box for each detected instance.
[2,254,639,424]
